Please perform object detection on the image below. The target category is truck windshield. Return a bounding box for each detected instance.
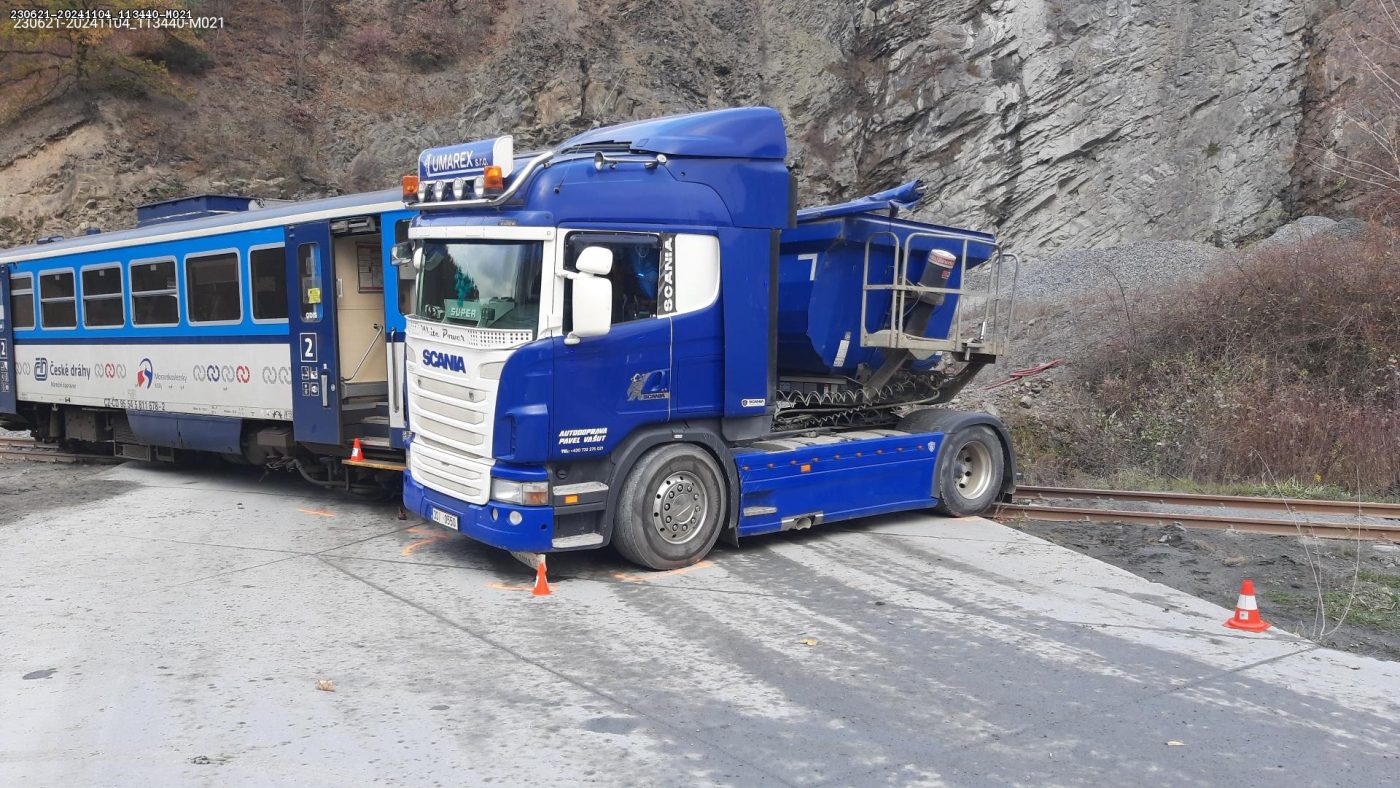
[415,239,543,334]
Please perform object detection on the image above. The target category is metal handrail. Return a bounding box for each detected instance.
[860,228,1016,359]
[342,323,384,384]
[860,231,902,351]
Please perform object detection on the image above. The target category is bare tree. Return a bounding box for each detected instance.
[1319,0,1400,215]
[0,0,204,124]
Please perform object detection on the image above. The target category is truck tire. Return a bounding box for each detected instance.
[932,425,1005,517]
[613,444,727,570]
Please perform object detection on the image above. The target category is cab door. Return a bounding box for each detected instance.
[0,270,15,415]
[551,231,672,459]
[286,222,341,445]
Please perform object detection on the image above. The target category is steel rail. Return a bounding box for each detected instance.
[0,439,122,465]
[996,503,1400,541]
[1017,485,1400,521]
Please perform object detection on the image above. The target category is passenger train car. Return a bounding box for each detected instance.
[0,192,416,482]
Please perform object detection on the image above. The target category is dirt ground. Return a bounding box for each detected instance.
[0,460,132,524]
[1009,519,1400,662]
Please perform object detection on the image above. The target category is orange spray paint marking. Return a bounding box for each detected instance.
[611,560,715,584]
[401,526,454,556]
[297,508,335,518]
[487,581,536,592]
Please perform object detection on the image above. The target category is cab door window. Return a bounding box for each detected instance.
[562,232,664,330]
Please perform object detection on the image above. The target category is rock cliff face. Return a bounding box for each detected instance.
[776,0,1325,252]
[0,0,1350,254]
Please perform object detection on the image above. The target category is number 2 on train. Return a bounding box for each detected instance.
[299,333,318,363]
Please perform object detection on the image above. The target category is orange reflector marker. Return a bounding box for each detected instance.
[401,174,419,200]
[800,464,811,473]
[563,494,579,505]
[482,165,505,192]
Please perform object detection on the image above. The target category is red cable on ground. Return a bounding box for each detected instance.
[981,358,1064,390]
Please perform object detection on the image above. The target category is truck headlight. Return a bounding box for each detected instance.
[491,478,549,506]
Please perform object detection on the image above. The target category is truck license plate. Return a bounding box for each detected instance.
[430,508,459,530]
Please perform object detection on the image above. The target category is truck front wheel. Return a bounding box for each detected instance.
[933,425,1005,517]
[613,444,727,570]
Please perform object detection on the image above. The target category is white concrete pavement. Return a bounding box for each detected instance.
[1,462,1397,786]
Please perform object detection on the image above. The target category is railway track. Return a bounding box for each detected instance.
[0,437,123,465]
[999,485,1400,541]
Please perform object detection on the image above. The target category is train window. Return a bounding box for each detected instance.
[81,265,125,328]
[9,273,34,329]
[185,251,241,324]
[131,258,179,326]
[38,270,76,329]
[250,246,288,321]
[298,243,322,323]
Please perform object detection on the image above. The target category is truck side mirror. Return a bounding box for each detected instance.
[566,246,614,345]
[575,246,613,276]
[390,241,413,267]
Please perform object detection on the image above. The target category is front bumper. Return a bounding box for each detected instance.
[404,471,556,552]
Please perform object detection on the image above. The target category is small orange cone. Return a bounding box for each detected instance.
[349,438,364,462]
[1224,578,1272,632]
[532,557,551,596]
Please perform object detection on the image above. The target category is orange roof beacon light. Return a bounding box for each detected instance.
[401,174,420,201]
[482,165,505,194]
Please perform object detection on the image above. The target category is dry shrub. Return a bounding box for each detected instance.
[350,24,395,67]
[1082,225,1400,494]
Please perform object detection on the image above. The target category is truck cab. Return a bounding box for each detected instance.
[400,107,1016,568]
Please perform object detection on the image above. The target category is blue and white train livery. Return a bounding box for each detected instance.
[0,191,416,479]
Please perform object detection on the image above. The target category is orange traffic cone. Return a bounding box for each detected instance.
[349,438,364,462]
[532,558,551,596]
[1224,579,1272,632]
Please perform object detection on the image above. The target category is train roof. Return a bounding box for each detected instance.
[0,189,404,265]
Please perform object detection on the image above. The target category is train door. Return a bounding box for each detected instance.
[286,222,341,446]
[329,214,392,450]
[0,270,15,415]
[380,211,415,448]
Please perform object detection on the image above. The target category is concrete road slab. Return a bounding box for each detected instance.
[2,464,1397,785]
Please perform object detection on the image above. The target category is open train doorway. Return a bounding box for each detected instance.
[329,214,390,452]
[284,210,411,455]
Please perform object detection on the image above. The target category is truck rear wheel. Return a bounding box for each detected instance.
[932,425,1004,517]
[613,444,726,570]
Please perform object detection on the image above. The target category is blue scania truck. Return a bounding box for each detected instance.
[397,107,1018,569]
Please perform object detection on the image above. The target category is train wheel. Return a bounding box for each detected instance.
[932,425,1005,517]
[613,444,726,570]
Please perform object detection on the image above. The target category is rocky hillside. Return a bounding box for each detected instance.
[0,0,1371,252]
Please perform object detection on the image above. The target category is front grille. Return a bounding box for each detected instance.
[406,341,506,506]
[411,436,491,502]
